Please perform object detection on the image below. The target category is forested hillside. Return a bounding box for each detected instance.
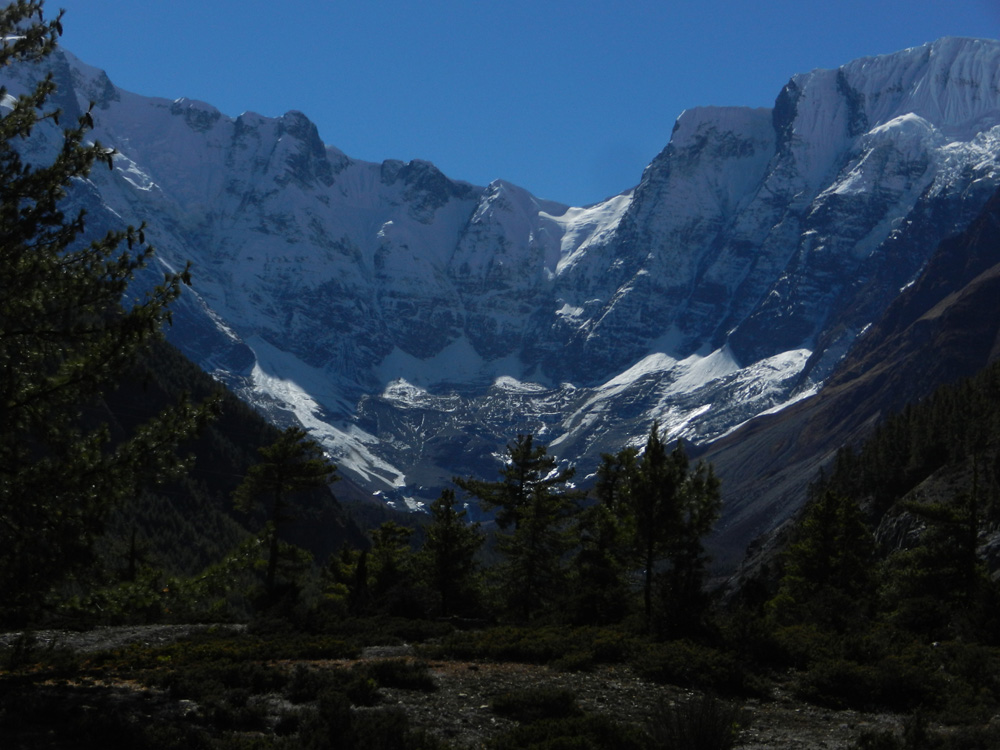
[818,357,1000,526]
[720,356,1000,730]
[82,338,364,620]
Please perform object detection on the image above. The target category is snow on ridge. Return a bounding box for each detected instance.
[598,345,739,395]
[247,338,408,489]
[552,346,814,453]
[247,335,356,418]
[492,376,549,394]
[839,37,1000,138]
[315,421,408,490]
[542,192,632,274]
[667,347,741,394]
[670,105,774,144]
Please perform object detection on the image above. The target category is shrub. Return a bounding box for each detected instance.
[283,664,379,706]
[428,625,636,669]
[97,631,358,671]
[145,660,287,702]
[319,615,455,646]
[769,623,838,669]
[634,640,748,695]
[296,695,445,750]
[850,712,1000,750]
[795,654,939,712]
[645,694,748,750]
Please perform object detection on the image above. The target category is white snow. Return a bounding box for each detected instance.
[13,37,1000,502]
[540,192,632,275]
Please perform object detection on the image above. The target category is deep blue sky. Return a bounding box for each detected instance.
[54,1,1000,207]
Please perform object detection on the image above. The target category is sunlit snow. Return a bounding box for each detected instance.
[19,37,1000,503]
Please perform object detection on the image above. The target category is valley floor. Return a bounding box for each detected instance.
[0,624,912,749]
[377,651,904,749]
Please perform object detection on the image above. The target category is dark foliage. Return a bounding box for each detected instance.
[646,693,749,750]
[0,1,217,623]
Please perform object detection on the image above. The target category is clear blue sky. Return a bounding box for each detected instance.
[53,0,1000,207]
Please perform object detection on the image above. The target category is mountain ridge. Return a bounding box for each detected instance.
[5,36,999,555]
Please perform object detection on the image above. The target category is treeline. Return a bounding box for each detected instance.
[100,338,362,573]
[309,427,721,638]
[817,357,1000,519]
[50,344,363,626]
[729,358,1000,722]
[40,419,727,652]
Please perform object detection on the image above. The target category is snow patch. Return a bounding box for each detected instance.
[542,193,632,275]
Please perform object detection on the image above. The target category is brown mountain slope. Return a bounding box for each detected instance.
[705,187,1000,569]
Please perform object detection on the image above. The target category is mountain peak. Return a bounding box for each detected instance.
[11,38,1000,560]
[825,36,1000,138]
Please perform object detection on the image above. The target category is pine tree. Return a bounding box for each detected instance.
[233,426,337,597]
[884,474,998,640]
[368,520,414,601]
[629,423,687,624]
[0,2,216,623]
[456,434,582,620]
[661,453,721,636]
[418,488,483,617]
[599,424,722,633]
[768,489,875,632]
[569,497,631,624]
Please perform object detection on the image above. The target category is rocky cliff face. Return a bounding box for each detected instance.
[5,38,1000,539]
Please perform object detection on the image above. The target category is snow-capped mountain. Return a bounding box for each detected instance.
[5,38,1000,533]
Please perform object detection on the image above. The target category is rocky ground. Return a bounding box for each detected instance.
[0,626,909,749]
[371,647,903,750]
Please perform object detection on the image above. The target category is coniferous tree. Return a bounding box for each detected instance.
[569,497,632,624]
[599,423,722,633]
[884,475,998,640]
[456,434,582,620]
[562,449,639,624]
[233,426,337,597]
[768,489,875,632]
[629,423,687,624]
[418,488,483,617]
[368,520,414,601]
[0,2,216,622]
[318,545,369,617]
[660,452,721,636]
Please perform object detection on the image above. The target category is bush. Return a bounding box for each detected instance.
[428,625,635,669]
[853,712,1000,750]
[149,660,286,702]
[296,693,445,750]
[318,615,455,646]
[769,623,838,669]
[795,654,939,712]
[98,631,358,670]
[634,640,751,695]
[284,664,379,706]
[645,694,748,750]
